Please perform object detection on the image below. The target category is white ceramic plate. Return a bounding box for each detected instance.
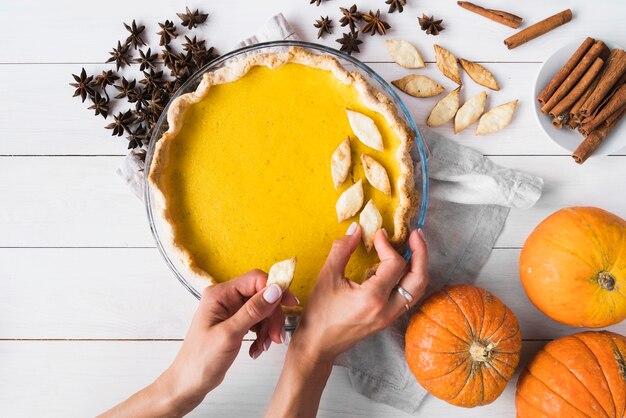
[533,39,625,155]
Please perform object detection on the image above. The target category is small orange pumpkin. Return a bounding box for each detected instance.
[516,331,626,417]
[405,284,522,408]
[520,207,626,328]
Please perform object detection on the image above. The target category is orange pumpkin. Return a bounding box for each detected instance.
[520,207,626,328]
[405,284,522,408]
[516,331,626,417]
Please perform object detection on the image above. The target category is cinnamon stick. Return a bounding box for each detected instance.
[579,51,622,125]
[504,9,572,50]
[581,71,626,124]
[541,40,608,114]
[579,49,626,117]
[457,1,523,29]
[572,107,625,164]
[538,37,595,105]
[603,103,626,127]
[570,76,600,122]
[579,84,626,135]
[549,57,604,117]
[567,119,579,129]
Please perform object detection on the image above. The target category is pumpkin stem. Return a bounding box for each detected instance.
[598,271,616,291]
[469,341,497,362]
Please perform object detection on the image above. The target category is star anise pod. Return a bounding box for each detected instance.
[182,35,205,53]
[126,86,140,104]
[161,45,176,69]
[105,110,134,137]
[134,48,158,71]
[123,20,146,49]
[140,69,165,93]
[88,91,109,119]
[339,5,362,32]
[309,0,327,5]
[418,14,444,36]
[114,77,137,100]
[169,51,193,80]
[157,20,178,46]
[336,31,363,56]
[127,124,150,149]
[191,50,208,69]
[176,7,208,29]
[131,108,147,124]
[192,46,217,69]
[385,0,406,13]
[106,40,132,70]
[163,80,182,98]
[136,87,151,110]
[69,68,95,102]
[314,16,333,39]
[94,70,119,92]
[149,89,169,115]
[362,10,390,36]
[172,60,192,81]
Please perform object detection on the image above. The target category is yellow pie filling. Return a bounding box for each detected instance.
[159,62,407,304]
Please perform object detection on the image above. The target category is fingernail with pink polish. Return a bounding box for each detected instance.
[382,228,388,238]
[346,222,358,235]
[417,228,425,240]
[263,284,282,303]
[280,328,287,344]
[251,348,262,359]
[263,339,271,352]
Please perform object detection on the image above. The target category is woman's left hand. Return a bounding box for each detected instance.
[101,270,297,417]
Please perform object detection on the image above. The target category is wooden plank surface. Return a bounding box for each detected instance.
[1,247,624,340]
[0,1,623,64]
[1,0,625,416]
[0,340,546,417]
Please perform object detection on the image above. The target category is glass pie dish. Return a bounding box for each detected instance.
[144,40,429,311]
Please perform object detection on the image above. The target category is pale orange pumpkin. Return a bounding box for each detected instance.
[520,207,626,328]
[405,284,522,408]
[516,330,626,417]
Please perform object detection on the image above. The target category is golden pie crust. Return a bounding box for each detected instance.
[148,46,417,293]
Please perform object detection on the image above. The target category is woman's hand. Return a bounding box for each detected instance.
[292,223,429,364]
[100,270,297,418]
[266,223,429,418]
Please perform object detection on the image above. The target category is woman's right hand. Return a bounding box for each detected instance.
[290,222,429,365]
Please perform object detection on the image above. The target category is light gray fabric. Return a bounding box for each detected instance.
[117,14,544,415]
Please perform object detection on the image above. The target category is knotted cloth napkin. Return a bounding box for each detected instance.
[118,14,543,415]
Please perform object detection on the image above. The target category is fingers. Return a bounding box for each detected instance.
[267,306,286,344]
[320,222,362,281]
[249,320,270,359]
[408,229,428,282]
[384,229,429,318]
[361,229,407,295]
[281,291,299,307]
[218,269,268,298]
[227,283,283,337]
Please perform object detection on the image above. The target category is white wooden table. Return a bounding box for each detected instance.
[1,1,625,416]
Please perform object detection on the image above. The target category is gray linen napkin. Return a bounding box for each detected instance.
[117,14,544,415]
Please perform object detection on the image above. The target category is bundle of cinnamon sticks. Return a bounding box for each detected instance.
[538,37,626,164]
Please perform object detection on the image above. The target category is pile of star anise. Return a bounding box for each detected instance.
[312,1,445,56]
[69,7,218,150]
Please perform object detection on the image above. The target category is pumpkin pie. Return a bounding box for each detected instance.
[148,47,417,305]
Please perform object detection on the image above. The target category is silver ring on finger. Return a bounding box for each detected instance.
[395,285,414,303]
